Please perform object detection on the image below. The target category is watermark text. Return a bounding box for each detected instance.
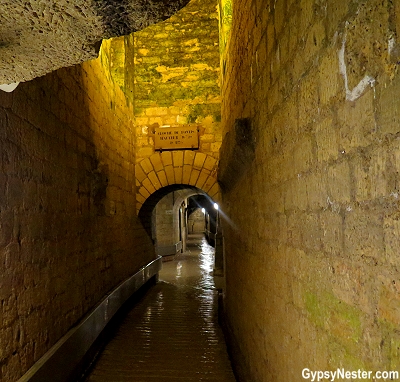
[302,368,399,381]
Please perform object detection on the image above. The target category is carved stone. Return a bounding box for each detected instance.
[0,0,190,84]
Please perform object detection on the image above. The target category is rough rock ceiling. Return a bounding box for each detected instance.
[0,0,190,84]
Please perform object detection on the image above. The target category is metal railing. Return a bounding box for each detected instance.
[18,256,162,382]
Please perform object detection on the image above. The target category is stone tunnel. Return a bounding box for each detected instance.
[1,0,400,381]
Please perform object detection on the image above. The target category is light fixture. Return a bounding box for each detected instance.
[213,203,219,210]
[201,208,205,214]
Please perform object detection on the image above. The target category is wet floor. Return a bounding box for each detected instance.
[84,234,236,382]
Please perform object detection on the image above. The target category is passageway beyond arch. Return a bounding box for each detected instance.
[138,184,219,253]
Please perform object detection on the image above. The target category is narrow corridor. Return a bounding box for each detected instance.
[1,2,399,381]
[84,235,236,382]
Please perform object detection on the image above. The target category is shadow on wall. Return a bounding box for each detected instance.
[0,60,154,380]
[218,118,255,192]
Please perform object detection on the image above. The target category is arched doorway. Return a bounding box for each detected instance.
[135,150,220,213]
[138,185,219,259]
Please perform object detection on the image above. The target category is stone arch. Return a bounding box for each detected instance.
[138,185,211,239]
[135,150,220,213]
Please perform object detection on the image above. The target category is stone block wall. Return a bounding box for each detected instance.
[98,0,223,212]
[154,193,177,247]
[133,0,222,162]
[188,208,205,233]
[135,150,220,212]
[0,56,154,380]
[220,0,400,380]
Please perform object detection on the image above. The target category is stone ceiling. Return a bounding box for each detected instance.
[0,0,190,84]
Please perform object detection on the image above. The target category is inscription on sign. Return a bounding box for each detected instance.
[154,126,199,150]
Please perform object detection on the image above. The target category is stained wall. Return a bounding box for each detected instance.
[220,0,400,380]
[133,0,222,161]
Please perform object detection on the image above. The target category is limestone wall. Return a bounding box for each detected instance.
[154,193,177,247]
[188,208,205,234]
[0,56,154,379]
[133,0,222,162]
[97,0,222,213]
[220,0,400,380]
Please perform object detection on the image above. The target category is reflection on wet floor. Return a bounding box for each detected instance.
[160,235,216,290]
[84,235,236,382]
